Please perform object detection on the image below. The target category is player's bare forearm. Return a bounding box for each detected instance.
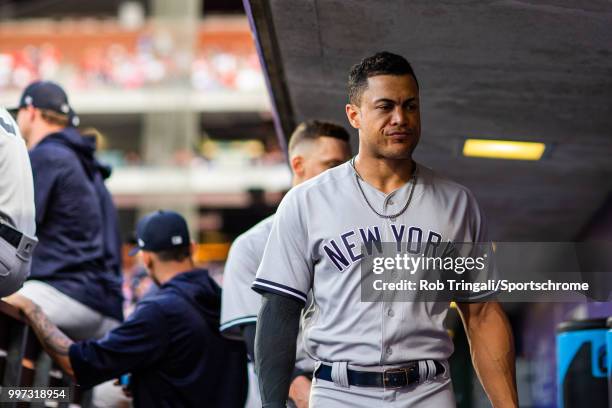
[457,301,518,408]
[21,301,75,378]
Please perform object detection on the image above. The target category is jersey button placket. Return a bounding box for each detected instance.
[384,193,396,222]
[381,224,392,364]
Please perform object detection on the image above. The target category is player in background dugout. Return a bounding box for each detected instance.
[220,120,352,407]
[10,81,123,339]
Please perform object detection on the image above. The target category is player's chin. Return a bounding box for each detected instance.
[379,142,416,160]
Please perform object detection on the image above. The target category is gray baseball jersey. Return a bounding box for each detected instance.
[220,215,275,338]
[0,108,35,236]
[220,214,315,372]
[253,161,487,366]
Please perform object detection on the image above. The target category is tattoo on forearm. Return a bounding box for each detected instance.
[26,305,73,356]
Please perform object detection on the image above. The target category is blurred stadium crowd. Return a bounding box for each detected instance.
[0,18,264,92]
[0,41,263,92]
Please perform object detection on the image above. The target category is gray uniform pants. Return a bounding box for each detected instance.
[18,280,120,340]
[0,227,36,297]
[309,361,455,407]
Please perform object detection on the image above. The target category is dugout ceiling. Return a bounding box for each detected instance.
[245,0,612,241]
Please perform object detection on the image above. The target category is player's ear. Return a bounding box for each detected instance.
[140,251,154,270]
[290,155,305,178]
[346,103,361,129]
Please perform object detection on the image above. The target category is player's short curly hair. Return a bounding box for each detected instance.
[288,120,350,157]
[348,51,419,105]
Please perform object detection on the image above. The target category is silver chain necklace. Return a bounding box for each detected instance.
[349,156,418,220]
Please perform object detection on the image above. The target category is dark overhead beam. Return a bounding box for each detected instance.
[243,0,295,154]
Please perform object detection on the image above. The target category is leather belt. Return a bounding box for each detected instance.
[314,361,445,389]
[0,223,22,249]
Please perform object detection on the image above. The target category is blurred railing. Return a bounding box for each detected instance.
[0,300,92,407]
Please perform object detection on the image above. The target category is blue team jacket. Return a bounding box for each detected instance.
[69,269,249,408]
[28,127,123,321]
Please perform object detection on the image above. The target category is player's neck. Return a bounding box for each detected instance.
[28,124,64,149]
[154,259,195,285]
[353,154,415,194]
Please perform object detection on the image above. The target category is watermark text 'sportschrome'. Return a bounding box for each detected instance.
[372,278,589,293]
[359,242,612,303]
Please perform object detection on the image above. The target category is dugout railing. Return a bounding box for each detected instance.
[0,300,92,407]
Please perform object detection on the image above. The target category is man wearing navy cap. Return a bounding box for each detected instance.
[10,81,123,340]
[4,210,249,408]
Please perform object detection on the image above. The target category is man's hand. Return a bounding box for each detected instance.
[2,293,37,315]
[456,301,518,408]
[289,375,311,408]
[113,379,133,399]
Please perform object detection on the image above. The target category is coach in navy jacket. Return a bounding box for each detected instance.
[13,81,123,325]
[5,210,248,408]
[29,126,123,320]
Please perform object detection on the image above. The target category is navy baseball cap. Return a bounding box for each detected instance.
[9,81,80,127]
[129,210,191,256]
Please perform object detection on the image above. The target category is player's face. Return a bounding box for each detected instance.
[347,74,420,160]
[301,136,351,181]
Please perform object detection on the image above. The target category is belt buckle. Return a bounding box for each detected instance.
[383,368,408,389]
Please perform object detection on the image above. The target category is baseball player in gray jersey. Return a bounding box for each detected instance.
[220,120,352,407]
[0,108,37,296]
[253,52,518,407]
